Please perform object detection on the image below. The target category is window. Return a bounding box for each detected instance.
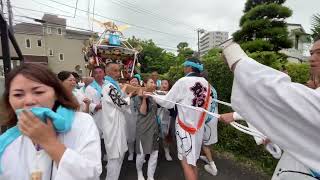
[25,39,31,48]
[37,39,42,47]
[59,53,64,61]
[48,49,54,56]
[295,35,299,50]
[47,27,52,34]
[57,28,62,35]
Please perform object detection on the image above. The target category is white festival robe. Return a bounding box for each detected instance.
[73,88,87,112]
[248,121,316,180]
[153,76,211,166]
[237,114,318,180]
[203,107,218,146]
[85,85,104,135]
[0,112,102,180]
[101,82,130,160]
[231,53,320,176]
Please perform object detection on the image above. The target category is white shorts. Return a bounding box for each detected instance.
[203,119,218,146]
[176,121,204,166]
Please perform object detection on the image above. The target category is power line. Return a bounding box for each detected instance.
[115,0,191,26]
[73,0,79,18]
[108,0,196,31]
[12,18,179,50]
[12,2,196,42]
[13,17,94,33]
[13,19,178,52]
[13,5,190,42]
[13,11,191,47]
[45,0,195,40]
[116,0,197,30]
[12,6,74,18]
[30,0,73,16]
[92,0,95,31]
[155,44,178,51]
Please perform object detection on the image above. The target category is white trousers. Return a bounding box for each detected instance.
[136,142,159,178]
[128,141,135,154]
[105,154,125,180]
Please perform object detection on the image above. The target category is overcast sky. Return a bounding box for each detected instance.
[11,0,320,52]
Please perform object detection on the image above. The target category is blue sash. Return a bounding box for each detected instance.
[105,76,122,94]
[0,106,75,173]
[90,80,103,97]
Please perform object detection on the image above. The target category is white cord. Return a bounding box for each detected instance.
[212,99,232,107]
[150,93,282,158]
[149,94,221,119]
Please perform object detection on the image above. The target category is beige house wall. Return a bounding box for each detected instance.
[1,26,91,76]
[14,33,46,56]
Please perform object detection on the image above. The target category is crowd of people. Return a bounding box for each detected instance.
[0,38,320,180]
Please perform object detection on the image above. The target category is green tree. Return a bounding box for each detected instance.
[233,0,293,52]
[127,37,177,74]
[248,51,287,70]
[176,42,194,65]
[177,42,189,53]
[311,13,320,40]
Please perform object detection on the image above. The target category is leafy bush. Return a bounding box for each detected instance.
[248,51,287,70]
[286,63,310,83]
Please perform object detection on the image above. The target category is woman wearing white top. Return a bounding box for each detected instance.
[0,63,102,180]
[57,71,90,113]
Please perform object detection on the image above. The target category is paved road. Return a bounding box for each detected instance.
[101,147,270,180]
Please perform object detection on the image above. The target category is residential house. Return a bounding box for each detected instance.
[280,23,311,63]
[0,14,94,76]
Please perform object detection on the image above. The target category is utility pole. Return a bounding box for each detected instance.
[7,0,13,30]
[7,0,17,68]
[197,28,205,58]
[0,0,3,14]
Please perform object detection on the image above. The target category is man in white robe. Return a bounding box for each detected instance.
[101,62,131,180]
[150,58,212,180]
[220,39,320,179]
[85,66,106,136]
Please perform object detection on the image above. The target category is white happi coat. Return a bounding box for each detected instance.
[230,49,320,177]
[246,118,317,180]
[0,112,102,180]
[101,82,130,159]
[153,75,211,166]
[73,88,87,112]
[203,86,218,146]
[85,85,104,135]
[203,108,218,146]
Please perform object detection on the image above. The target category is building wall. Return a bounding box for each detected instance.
[46,35,87,75]
[14,33,46,56]
[1,25,90,76]
[200,31,228,56]
[281,24,311,62]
